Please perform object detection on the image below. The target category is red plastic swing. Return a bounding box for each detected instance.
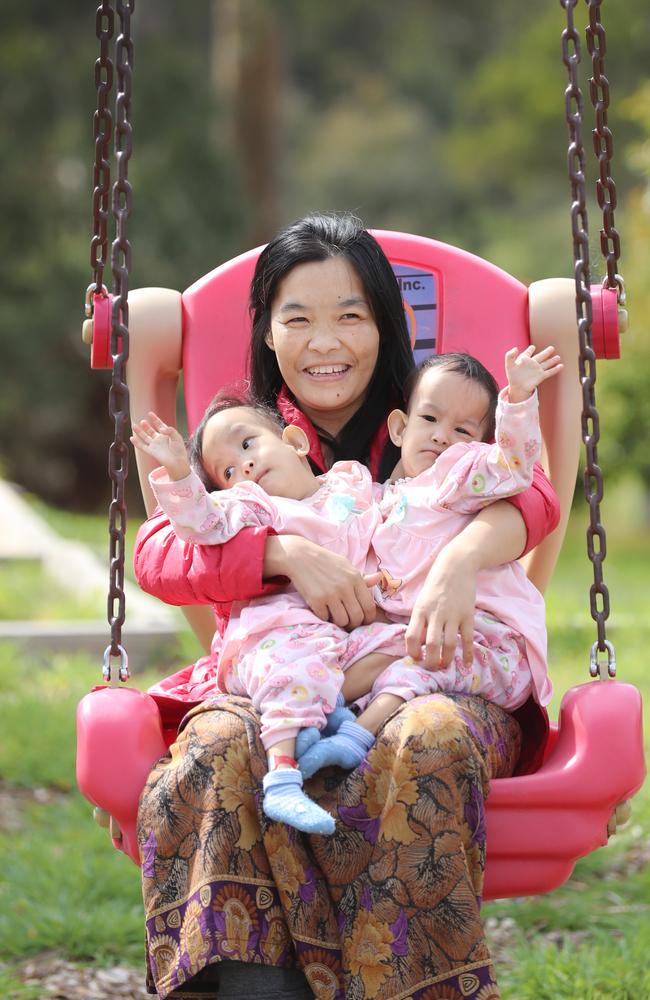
[76,3,645,901]
[77,229,645,899]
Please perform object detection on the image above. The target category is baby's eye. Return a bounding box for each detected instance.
[224,466,234,481]
[422,414,437,423]
[455,427,471,436]
[242,437,253,450]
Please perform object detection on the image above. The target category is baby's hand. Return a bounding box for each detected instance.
[130,412,191,481]
[505,345,563,404]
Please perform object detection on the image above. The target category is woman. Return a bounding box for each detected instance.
[134,213,559,999]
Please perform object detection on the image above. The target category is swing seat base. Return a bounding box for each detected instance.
[76,678,645,898]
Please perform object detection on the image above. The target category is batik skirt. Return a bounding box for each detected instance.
[137,692,521,999]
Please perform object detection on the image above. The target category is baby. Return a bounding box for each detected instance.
[297,345,563,778]
[132,396,408,835]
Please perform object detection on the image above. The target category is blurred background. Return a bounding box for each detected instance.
[1,4,650,997]
[1,0,649,517]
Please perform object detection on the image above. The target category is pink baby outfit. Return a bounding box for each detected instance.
[366,389,553,712]
[149,460,405,749]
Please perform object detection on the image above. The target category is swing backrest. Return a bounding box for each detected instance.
[181,231,528,433]
[129,229,584,594]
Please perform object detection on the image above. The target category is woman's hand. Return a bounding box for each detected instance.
[405,543,478,669]
[263,535,379,629]
[406,500,527,668]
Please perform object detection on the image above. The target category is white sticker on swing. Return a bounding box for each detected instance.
[392,264,438,364]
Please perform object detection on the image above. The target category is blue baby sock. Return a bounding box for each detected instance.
[295,694,356,759]
[298,720,376,780]
[322,692,356,736]
[262,767,335,835]
[295,725,321,758]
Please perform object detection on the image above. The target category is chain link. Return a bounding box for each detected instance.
[584,0,625,303]
[560,0,615,678]
[88,1,114,313]
[106,0,135,683]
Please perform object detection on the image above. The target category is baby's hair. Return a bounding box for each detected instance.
[404,352,499,442]
[188,391,285,491]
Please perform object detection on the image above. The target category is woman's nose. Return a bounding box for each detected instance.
[308,323,341,351]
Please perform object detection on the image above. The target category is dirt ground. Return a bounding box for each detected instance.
[7,954,150,1000]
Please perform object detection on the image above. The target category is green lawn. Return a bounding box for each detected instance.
[0,500,648,999]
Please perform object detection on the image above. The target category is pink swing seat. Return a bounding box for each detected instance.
[76,230,645,899]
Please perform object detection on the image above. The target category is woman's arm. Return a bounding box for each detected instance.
[135,511,379,632]
[134,508,282,607]
[263,535,379,630]
[405,470,559,669]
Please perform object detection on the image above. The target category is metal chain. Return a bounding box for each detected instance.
[105,0,135,683]
[86,1,114,316]
[584,0,625,304]
[560,0,615,678]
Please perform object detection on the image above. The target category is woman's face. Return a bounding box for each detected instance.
[265,256,380,437]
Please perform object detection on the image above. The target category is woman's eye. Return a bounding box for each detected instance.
[286,316,307,325]
[242,438,253,450]
[341,311,361,320]
[224,467,234,481]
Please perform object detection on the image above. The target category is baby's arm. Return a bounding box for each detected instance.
[132,412,275,544]
[432,346,562,513]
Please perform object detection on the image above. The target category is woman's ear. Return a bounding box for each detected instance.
[281,424,310,457]
[264,328,275,350]
[387,408,408,447]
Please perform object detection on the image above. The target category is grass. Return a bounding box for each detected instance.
[0,495,139,622]
[0,495,648,998]
[482,498,650,999]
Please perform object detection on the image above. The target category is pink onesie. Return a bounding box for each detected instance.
[365,389,552,711]
[150,461,406,749]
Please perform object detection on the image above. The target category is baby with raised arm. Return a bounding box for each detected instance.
[297,345,563,778]
[131,395,407,835]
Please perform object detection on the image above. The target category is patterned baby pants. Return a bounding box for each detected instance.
[369,610,533,711]
[225,619,406,750]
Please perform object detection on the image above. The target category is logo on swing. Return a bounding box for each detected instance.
[392,264,437,364]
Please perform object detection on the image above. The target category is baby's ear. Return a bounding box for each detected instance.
[282,424,310,457]
[386,409,408,447]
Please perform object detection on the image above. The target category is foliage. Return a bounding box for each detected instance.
[1,1,649,511]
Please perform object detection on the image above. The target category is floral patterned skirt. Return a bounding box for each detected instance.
[137,693,521,999]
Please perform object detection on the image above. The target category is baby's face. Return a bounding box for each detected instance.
[201,407,316,499]
[397,367,490,477]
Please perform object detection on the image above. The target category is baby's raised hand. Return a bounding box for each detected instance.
[505,345,563,404]
[130,412,191,481]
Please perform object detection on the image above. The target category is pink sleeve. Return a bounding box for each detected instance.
[133,507,285,606]
[429,391,541,514]
[150,469,276,543]
[507,463,560,556]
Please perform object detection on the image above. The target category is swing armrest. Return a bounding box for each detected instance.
[128,287,183,516]
[76,686,169,865]
[490,681,645,809]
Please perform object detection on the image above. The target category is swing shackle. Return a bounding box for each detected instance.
[589,639,616,679]
[103,644,129,684]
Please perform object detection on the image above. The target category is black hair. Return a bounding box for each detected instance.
[404,352,500,442]
[188,391,284,491]
[248,212,415,481]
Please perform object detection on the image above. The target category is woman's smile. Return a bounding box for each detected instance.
[303,363,351,379]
